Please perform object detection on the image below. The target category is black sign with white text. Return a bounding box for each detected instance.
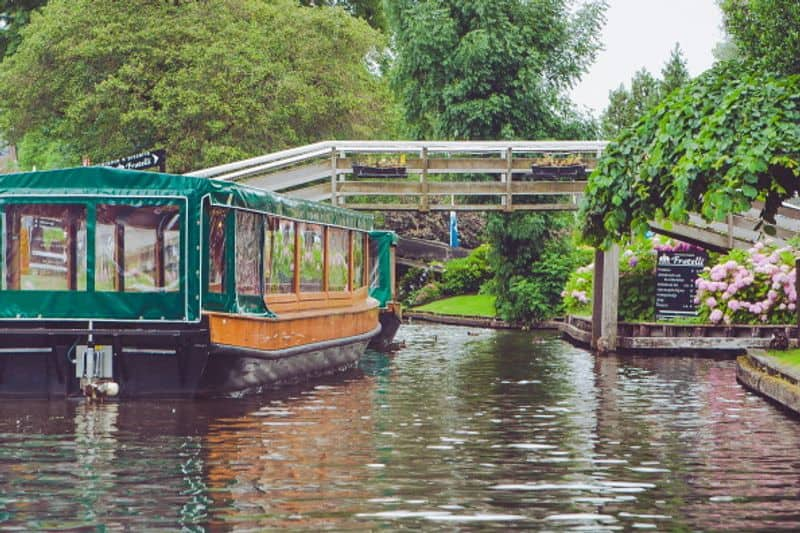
[655,251,707,319]
[101,149,166,172]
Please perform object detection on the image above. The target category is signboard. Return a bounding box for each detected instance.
[101,149,166,172]
[655,251,707,319]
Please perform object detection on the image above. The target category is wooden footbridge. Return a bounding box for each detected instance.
[188,140,800,353]
[186,140,606,212]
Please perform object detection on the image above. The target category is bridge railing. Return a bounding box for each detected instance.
[186,140,608,212]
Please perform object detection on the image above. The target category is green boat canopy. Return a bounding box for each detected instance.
[0,166,373,322]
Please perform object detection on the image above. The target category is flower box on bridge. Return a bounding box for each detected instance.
[529,164,586,181]
[352,165,407,178]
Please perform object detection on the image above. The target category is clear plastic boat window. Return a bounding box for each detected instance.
[298,222,324,293]
[3,204,87,291]
[353,232,365,289]
[328,228,349,292]
[235,211,261,296]
[267,218,295,294]
[95,204,180,293]
[369,236,380,290]
[208,207,227,294]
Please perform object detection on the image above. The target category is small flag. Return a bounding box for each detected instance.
[449,211,460,248]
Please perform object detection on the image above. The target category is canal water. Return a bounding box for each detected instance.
[2,324,800,530]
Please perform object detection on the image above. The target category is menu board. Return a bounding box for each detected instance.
[655,251,707,319]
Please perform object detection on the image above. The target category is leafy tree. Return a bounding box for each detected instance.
[720,0,800,74]
[299,0,386,31]
[385,0,606,140]
[0,0,46,59]
[580,61,800,249]
[0,0,395,172]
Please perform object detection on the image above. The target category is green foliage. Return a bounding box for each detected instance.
[385,0,605,140]
[0,0,395,172]
[440,243,492,296]
[299,0,386,31]
[720,0,800,75]
[486,213,590,324]
[581,60,800,248]
[410,282,442,307]
[617,239,657,322]
[660,44,691,96]
[600,45,689,139]
[0,0,47,59]
[398,266,436,306]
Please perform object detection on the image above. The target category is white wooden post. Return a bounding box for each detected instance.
[330,147,338,206]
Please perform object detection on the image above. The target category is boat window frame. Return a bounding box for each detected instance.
[0,194,190,322]
[326,226,351,298]
[203,202,372,315]
[297,221,326,300]
[2,202,87,292]
[352,230,368,291]
[264,216,298,303]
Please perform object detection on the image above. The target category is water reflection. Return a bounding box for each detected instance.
[1,325,800,530]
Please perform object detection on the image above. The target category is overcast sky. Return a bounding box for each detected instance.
[569,0,725,116]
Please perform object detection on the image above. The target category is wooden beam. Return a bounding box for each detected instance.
[595,244,620,353]
[649,220,751,252]
[591,249,604,350]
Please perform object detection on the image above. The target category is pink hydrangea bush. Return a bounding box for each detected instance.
[562,263,593,314]
[694,241,798,325]
[562,235,697,319]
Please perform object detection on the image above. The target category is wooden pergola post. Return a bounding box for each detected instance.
[591,243,619,353]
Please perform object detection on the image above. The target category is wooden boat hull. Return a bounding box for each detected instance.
[199,303,380,397]
[199,324,379,396]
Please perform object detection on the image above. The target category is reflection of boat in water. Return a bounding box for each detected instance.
[0,364,382,529]
[0,166,394,398]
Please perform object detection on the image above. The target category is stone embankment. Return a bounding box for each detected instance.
[737,350,800,417]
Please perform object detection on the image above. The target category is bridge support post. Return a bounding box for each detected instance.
[330,148,338,206]
[420,147,429,212]
[504,148,513,211]
[591,244,619,353]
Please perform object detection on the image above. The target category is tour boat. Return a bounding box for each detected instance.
[0,166,385,398]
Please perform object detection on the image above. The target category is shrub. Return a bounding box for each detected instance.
[398,266,436,306]
[411,282,442,306]
[496,235,592,324]
[695,241,798,325]
[440,243,492,296]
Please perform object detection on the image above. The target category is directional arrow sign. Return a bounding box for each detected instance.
[101,149,166,172]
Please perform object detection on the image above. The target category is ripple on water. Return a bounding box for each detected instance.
[1,325,800,530]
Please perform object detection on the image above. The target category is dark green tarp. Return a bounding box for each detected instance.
[0,166,373,322]
[369,230,398,308]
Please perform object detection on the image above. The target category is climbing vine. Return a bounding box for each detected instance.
[580,60,800,249]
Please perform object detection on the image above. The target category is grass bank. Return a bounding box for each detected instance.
[412,294,497,318]
[768,348,800,366]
